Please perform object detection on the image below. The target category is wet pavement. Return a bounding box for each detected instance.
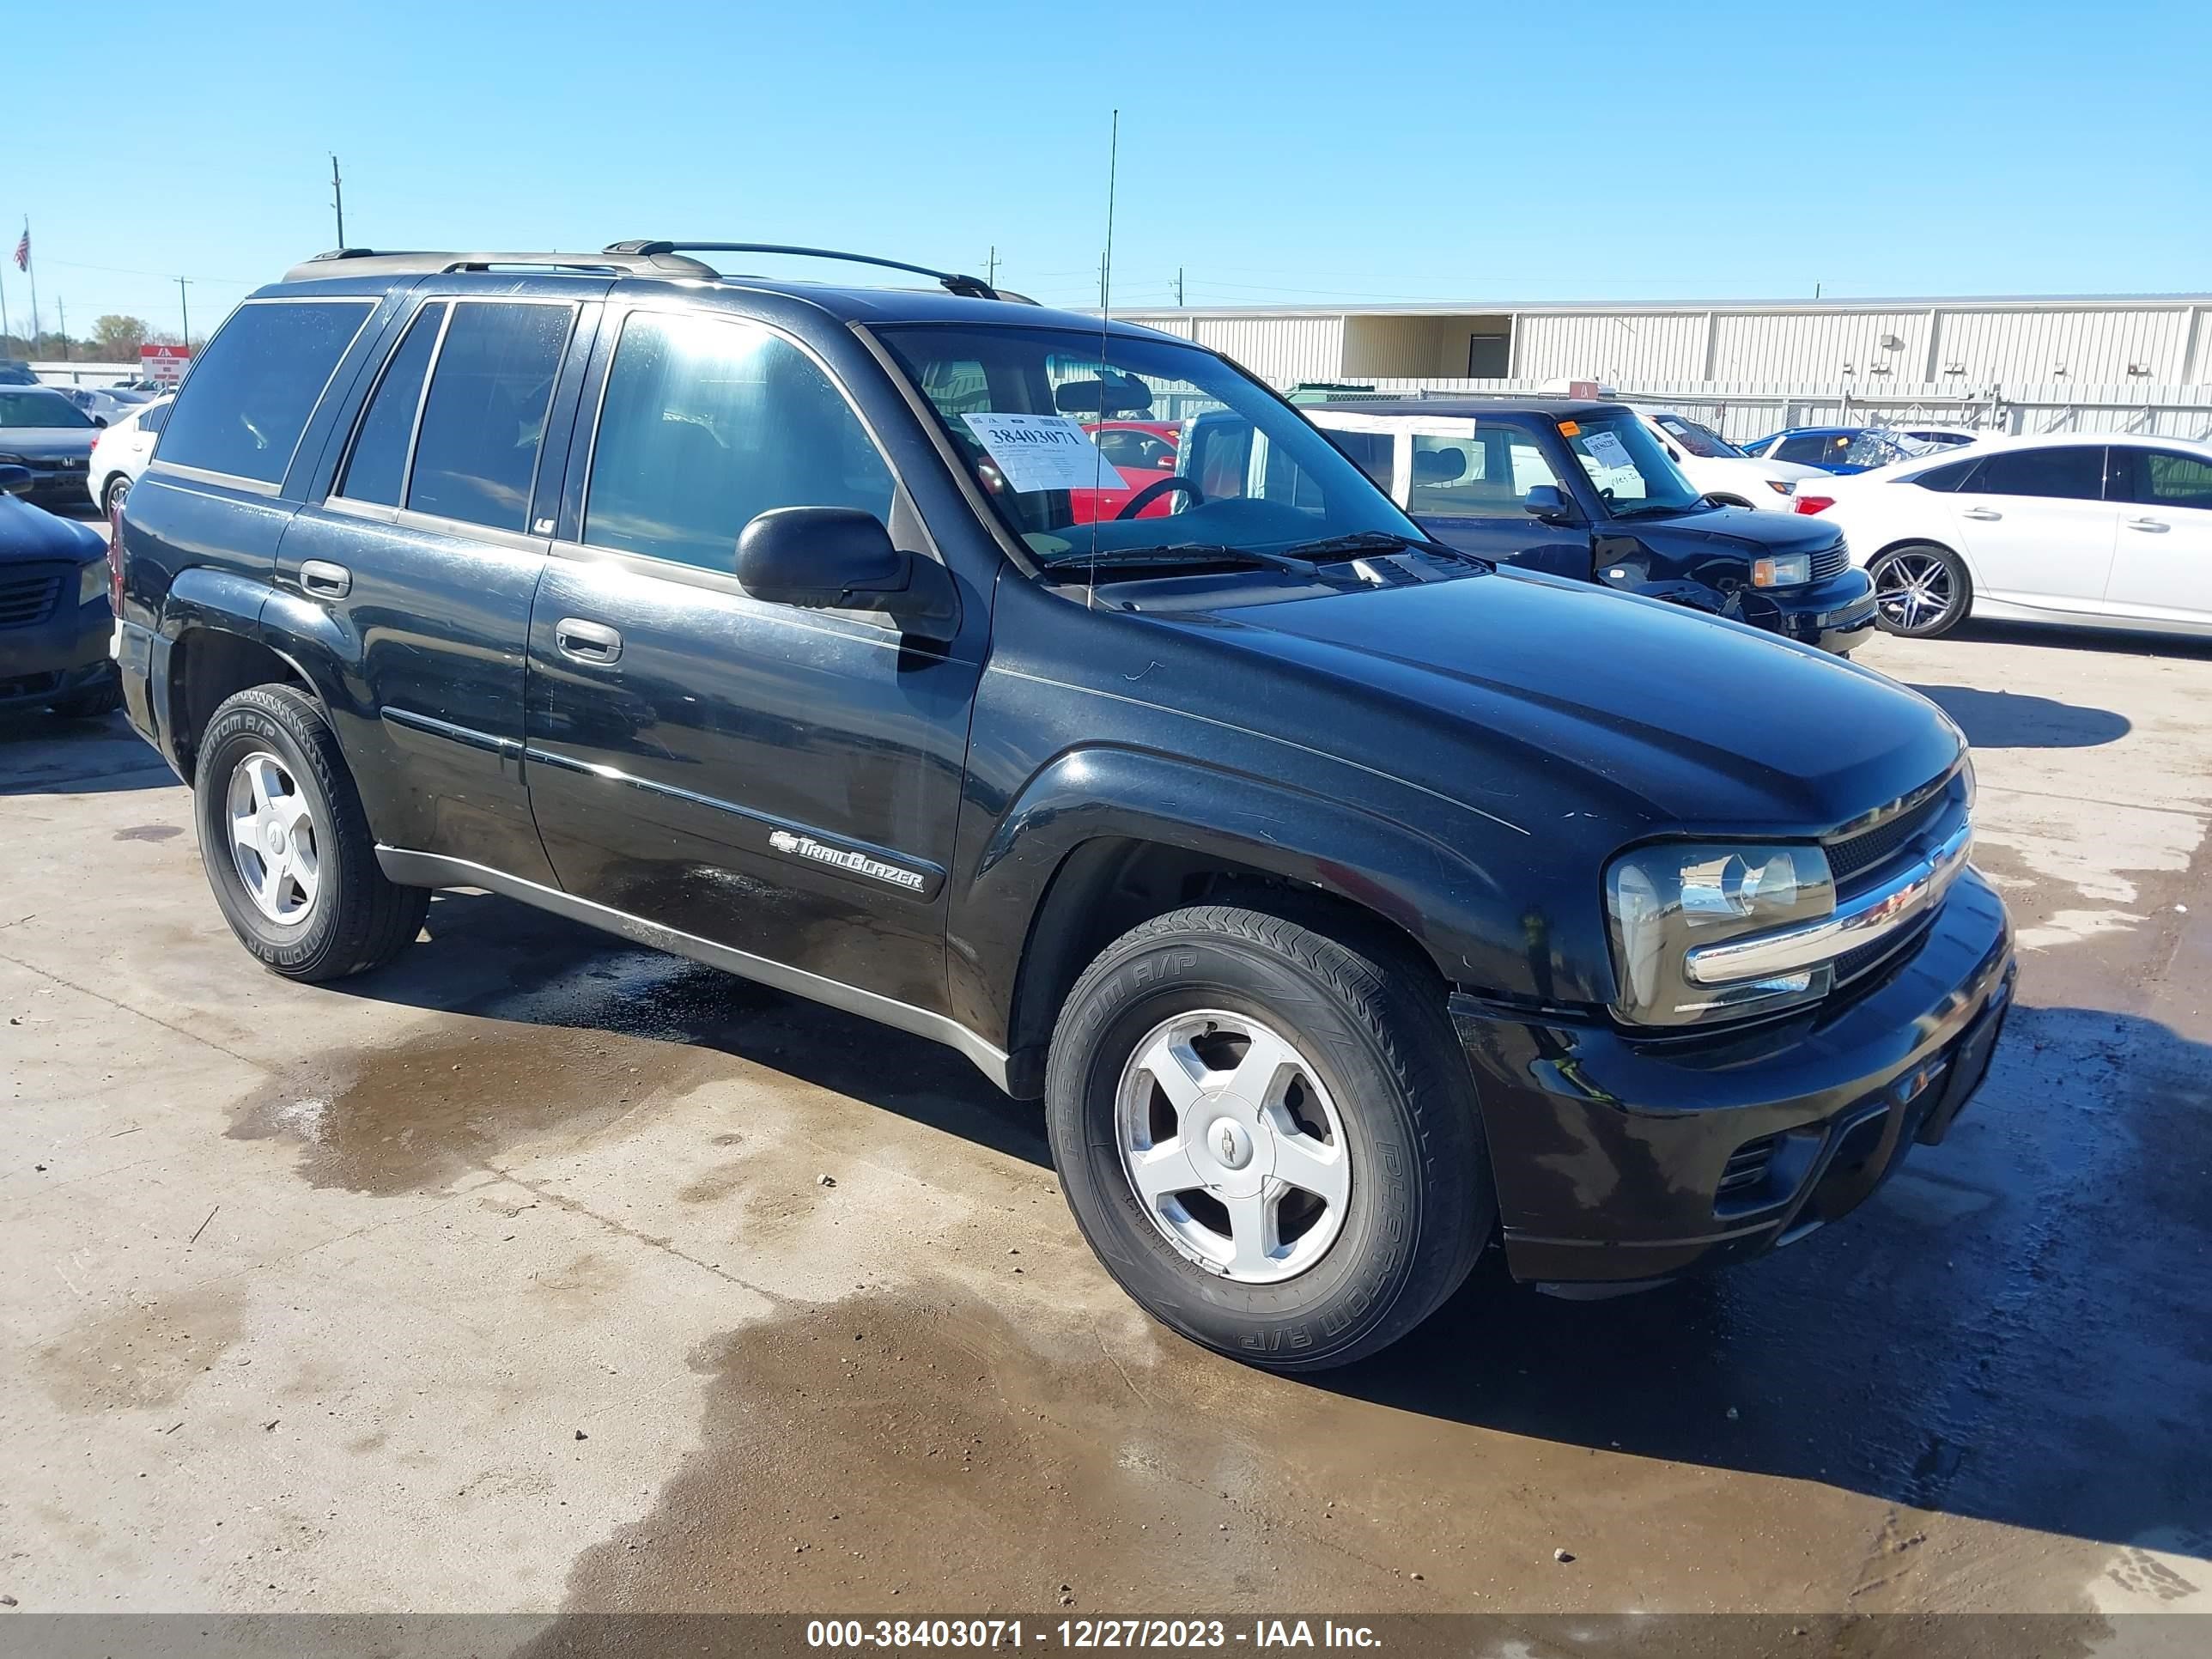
[1,622,2208,1642]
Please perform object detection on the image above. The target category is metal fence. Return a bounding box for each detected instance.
[1342,377,2212,444]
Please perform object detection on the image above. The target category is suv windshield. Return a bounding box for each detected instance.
[1564,410,1707,514]
[876,325,1428,570]
[0,388,94,429]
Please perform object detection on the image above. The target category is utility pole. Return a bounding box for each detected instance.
[56,297,66,360]
[1176,266,1184,307]
[177,278,191,349]
[985,246,998,289]
[331,154,347,248]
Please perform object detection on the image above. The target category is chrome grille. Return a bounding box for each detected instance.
[0,568,64,630]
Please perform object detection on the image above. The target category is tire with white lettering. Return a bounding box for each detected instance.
[1046,903,1492,1371]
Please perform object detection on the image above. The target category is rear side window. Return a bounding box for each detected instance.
[160,301,372,484]
[1908,456,1981,491]
[139,403,169,435]
[1326,430,1394,492]
[583,310,893,572]
[1968,446,2106,501]
[406,301,574,532]
[339,302,447,507]
[1409,429,1561,518]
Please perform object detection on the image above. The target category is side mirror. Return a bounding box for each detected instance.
[1523,484,1575,523]
[0,464,32,497]
[735,507,957,642]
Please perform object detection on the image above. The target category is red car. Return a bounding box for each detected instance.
[1069,420,1181,522]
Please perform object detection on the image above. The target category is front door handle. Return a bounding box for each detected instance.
[300,559,352,599]
[2123,516,2170,532]
[555,617,623,665]
[1961,507,2002,521]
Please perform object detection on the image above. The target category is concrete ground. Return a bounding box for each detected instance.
[2,622,2209,1638]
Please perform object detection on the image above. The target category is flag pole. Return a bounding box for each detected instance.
[22,220,40,355]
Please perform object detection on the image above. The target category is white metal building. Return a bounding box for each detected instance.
[1109,293,2212,439]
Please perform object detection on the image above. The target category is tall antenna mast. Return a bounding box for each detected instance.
[331,155,347,247]
[1087,109,1121,611]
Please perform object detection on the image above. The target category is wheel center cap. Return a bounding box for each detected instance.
[264,821,287,856]
[1206,1116,1255,1171]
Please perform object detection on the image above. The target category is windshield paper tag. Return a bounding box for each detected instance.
[962,412,1127,493]
[1580,428,1636,473]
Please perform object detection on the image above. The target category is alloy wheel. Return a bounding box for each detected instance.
[224,750,322,926]
[1114,1009,1351,1284]
[1874,550,1957,633]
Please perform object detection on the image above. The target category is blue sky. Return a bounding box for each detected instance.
[8,0,2208,338]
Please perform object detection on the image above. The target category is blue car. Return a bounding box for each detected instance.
[1739,425,1980,474]
[0,464,118,718]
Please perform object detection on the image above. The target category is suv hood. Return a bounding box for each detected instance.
[1191,567,1960,835]
[0,494,107,564]
[1611,505,1842,557]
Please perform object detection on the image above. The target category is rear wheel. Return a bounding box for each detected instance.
[193,685,428,981]
[103,474,131,519]
[1046,903,1492,1371]
[1870,542,1972,637]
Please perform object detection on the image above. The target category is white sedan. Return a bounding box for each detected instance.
[1639,411,1826,510]
[86,395,172,518]
[1794,433,2212,639]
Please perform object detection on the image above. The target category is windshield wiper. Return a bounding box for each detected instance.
[1280,530,1491,568]
[1036,543,1321,578]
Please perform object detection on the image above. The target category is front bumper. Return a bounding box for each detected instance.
[0,586,113,711]
[1758,567,1878,654]
[1450,866,2014,1284]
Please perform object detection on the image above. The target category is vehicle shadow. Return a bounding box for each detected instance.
[1952,617,2212,662]
[0,710,178,794]
[1325,999,2212,1561]
[322,889,1052,1170]
[1907,683,2131,749]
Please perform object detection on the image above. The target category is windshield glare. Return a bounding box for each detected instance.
[875,325,1425,568]
[1565,413,1707,514]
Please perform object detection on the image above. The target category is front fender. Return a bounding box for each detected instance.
[945,743,1592,1060]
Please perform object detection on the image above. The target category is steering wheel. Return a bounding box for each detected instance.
[1115,476,1205,520]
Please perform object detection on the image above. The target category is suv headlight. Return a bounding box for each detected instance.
[1605,842,1836,1027]
[1751,553,1812,587]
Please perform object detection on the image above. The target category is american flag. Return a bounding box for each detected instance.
[11,227,25,272]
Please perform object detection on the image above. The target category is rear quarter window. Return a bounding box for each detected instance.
[160,299,374,485]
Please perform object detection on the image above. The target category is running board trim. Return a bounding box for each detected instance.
[374,848,1012,1093]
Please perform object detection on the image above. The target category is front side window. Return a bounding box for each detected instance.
[1561,412,1705,514]
[0,388,95,429]
[2130,449,2212,508]
[584,310,894,572]
[406,301,574,532]
[1969,446,2106,501]
[1776,433,1845,466]
[1407,429,1562,520]
[338,302,446,507]
[877,325,1424,569]
[159,301,372,483]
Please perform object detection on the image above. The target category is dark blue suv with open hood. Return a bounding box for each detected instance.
[112,241,2008,1370]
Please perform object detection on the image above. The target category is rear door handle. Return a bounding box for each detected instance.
[2123,516,2170,532]
[555,617,623,665]
[1961,507,2002,521]
[300,559,352,599]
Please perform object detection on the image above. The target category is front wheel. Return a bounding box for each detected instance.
[193,684,428,981]
[1046,904,1492,1371]
[1869,543,1972,637]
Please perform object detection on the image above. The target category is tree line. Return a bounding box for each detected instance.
[3,315,199,362]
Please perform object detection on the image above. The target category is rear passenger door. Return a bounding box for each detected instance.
[522,303,981,1015]
[276,282,600,884]
[1941,445,2118,615]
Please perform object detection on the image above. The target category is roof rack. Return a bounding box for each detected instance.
[603,241,1028,302]
[282,246,721,284]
